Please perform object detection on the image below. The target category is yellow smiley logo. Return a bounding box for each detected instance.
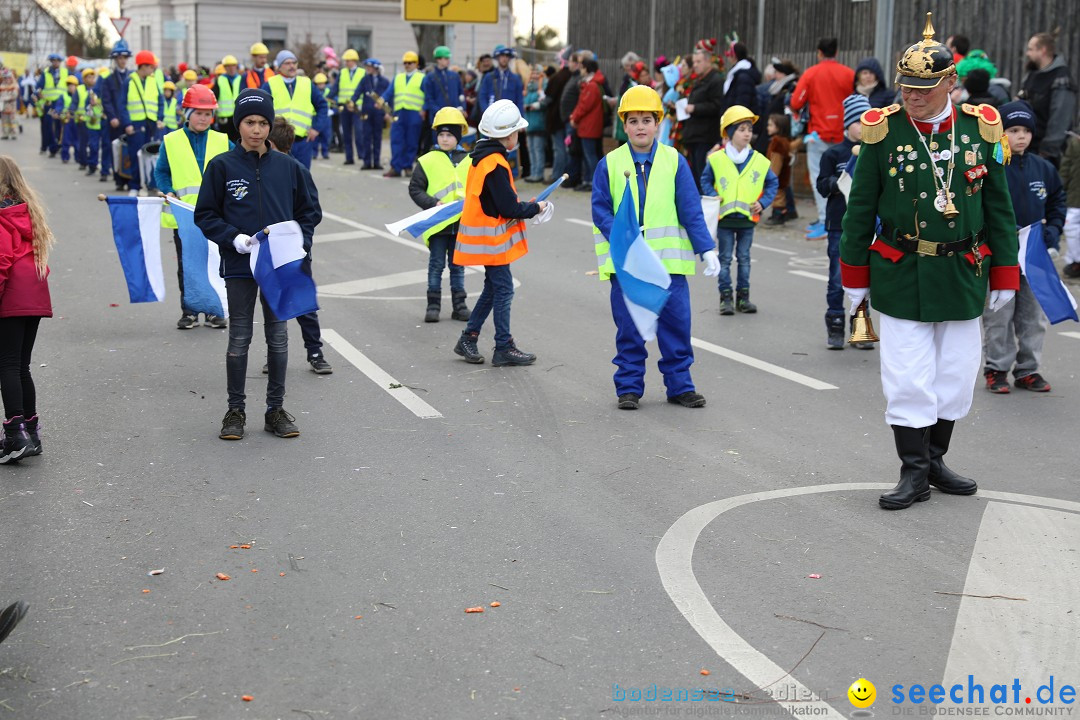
[848,678,876,708]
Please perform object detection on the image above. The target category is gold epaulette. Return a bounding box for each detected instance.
[860,104,901,145]
[961,103,1003,144]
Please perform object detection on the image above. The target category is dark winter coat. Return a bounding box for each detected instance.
[853,58,895,110]
[682,68,726,146]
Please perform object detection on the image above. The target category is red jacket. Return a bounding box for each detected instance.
[570,71,606,140]
[789,59,855,144]
[0,203,52,318]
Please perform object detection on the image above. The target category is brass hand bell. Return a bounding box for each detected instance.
[849,300,879,345]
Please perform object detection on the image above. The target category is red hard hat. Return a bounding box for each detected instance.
[178,62,188,73]
[66,55,78,67]
[134,50,156,67]
[181,83,217,110]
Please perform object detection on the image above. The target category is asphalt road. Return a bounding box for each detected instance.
[1,129,1078,720]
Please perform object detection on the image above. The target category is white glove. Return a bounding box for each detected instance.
[533,201,554,225]
[232,233,253,255]
[702,249,720,276]
[1048,247,1060,260]
[988,289,1016,312]
[844,286,869,315]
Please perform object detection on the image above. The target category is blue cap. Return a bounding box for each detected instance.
[364,58,382,68]
[234,88,275,125]
[493,44,515,58]
[47,53,63,62]
[275,50,297,68]
[1000,100,1036,131]
[110,40,130,58]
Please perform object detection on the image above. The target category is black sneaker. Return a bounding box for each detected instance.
[264,407,300,438]
[1014,373,1051,392]
[177,313,199,329]
[205,314,227,329]
[617,393,640,410]
[454,332,484,363]
[22,416,41,457]
[668,391,706,408]
[492,343,536,367]
[308,354,333,374]
[219,408,246,440]
[1064,262,1080,279]
[984,369,1010,394]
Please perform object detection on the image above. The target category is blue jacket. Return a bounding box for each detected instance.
[154,126,235,194]
[260,77,331,137]
[701,148,779,227]
[591,141,715,256]
[119,73,164,129]
[816,138,857,231]
[422,67,463,115]
[478,67,523,114]
[1005,150,1067,249]
[194,144,322,278]
[99,67,130,123]
[354,73,390,113]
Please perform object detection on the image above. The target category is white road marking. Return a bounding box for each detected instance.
[320,270,434,295]
[788,269,830,282]
[321,329,443,419]
[565,218,593,227]
[316,230,373,243]
[656,484,1080,719]
[321,211,428,254]
[1059,331,1080,340]
[753,243,797,256]
[691,337,837,390]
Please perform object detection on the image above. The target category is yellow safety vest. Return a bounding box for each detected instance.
[216,74,240,118]
[706,149,771,222]
[154,68,166,92]
[39,68,68,108]
[84,88,103,130]
[126,73,159,121]
[162,97,179,130]
[160,128,229,229]
[392,72,424,112]
[74,85,89,122]
[416,150,472,244]
[337,66,366,104]
[268,75,315,136]
[593,143,696,280]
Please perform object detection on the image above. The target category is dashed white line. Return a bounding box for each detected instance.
[565,218,593,227]
[321,211,428,254]
[691,337,838,390]
[753,243,797,255]
[1059,331,1080,340]
[788,269,830,282]
[321,329,443,419]
[317,230,373,243]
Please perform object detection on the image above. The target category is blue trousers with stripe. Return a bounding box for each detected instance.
[609,274,695,398]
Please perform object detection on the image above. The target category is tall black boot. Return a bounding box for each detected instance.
[424,291,441,323]
[879,425,932,510]
[450,290,470,321]
[927,419,978,495]
[22,415,41,457]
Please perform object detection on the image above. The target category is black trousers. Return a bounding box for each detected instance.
[0,316,41,419]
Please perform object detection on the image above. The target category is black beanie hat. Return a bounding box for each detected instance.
[234,88,275,125]
[435,124,464,142]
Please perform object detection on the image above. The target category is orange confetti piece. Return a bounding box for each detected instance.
[700,669,710,676]
[141,589,150,594]
[229,545,239,549]
[489,601,501,607]
[215,573,231,581]
[279,572,286,577]
[354,615,363,619]
[240,545,252,549]
[465,606,485,614]
[251,569,258,573]
[241,695,254,702]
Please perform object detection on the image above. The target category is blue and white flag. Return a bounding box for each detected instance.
[168,198,228,318]
[1018,223,1079,324]
[609,176,671,341]
[384,200,464,240]
[250,221,319,321]
[105,196,166,303]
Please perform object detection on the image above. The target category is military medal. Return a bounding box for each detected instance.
[933,190,948,212]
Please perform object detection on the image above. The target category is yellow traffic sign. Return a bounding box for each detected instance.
[402,0,499,24]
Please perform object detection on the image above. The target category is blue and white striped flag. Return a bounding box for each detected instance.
[1018,223,1078,324]
[168,198,228,318]
[609,176,671,341]
[384,201,464,240]
[250,221,319,321]
[104,196,166,303]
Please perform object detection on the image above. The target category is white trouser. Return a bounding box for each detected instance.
[1064,207,1080,264]
[877,312,982,428]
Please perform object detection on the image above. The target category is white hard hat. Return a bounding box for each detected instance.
[479,99,528,138]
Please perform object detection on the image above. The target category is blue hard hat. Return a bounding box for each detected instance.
[110,39,131,58]
[47,53,63,62]
[364,58,382,67]
[493,44,515,58]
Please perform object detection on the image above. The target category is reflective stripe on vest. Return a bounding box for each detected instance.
[392,72,424,112]
[160,128,229,228]
[127,74,159,121]
[707,149,770,222]
[162,97,179,129]
[454,153,528,266]
[416,151,473,244]
[592,143,696,280]
[268,75,314,135]
[216,74,240,117]
[337,66,366,104]
[41,68,68,103]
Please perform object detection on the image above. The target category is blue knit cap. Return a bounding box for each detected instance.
[234,88,275,125]
[843,94,872,130]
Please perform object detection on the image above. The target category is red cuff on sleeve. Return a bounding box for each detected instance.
[840,261,869,288]
[990,265,1020,291]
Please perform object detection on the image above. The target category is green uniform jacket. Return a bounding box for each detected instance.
[840,104,1020,322]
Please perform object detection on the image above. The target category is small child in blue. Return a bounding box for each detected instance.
[701,105,778,315]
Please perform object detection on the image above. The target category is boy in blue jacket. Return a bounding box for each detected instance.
[195,89,323,440]
[982,101,1067,394]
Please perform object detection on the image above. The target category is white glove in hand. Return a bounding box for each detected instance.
[988,289,1016,312]
[233,233,253,255]
[533,201,554,225]
[1048,247,1060,260]
[844,286,869,315]
[702,249,720,276]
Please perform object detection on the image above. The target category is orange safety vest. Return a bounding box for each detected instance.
[245,66,275,89]
[454,153,529,266]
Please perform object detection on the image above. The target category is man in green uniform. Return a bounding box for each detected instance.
[840,14,1021,510]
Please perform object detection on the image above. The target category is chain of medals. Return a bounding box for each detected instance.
[909,110,956,213]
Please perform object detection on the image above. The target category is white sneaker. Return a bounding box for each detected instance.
[127,189,138,197]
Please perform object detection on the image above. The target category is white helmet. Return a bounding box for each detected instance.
[479,99,528,138]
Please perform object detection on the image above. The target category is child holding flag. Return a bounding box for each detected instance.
[590,85,719,410]
[409,107,472,323]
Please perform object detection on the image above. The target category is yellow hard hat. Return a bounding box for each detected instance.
[163,80,176,91]
[342,49,360,62]
[250,42,270,56]
[98,67,110,79]
[617,85,663,122]
[720,105,759,136]
[222,54,239,66]
[183,69,198,81]
[313,72,328,84]
[402,51,419,63]
[431,106,468,128]
[214,64,226,76]
[65,75,79,85]
[81,67,96,78]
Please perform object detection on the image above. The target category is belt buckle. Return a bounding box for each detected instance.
[916,239,937,256]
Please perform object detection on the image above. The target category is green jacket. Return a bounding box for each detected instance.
[840,104,1020,322]
[1058,134,1080,208]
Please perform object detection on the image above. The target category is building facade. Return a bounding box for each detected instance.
[0,0,71,69]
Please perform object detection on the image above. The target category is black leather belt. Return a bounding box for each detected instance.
[879,222,986,257]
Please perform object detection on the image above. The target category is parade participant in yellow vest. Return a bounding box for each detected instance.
[80,68,105,177]
[381,51,425,177]
[263,50,329,170]
[153,83,232,330]
[213,55,242,142]
[591,85,720,409]
[75,68,99,170]
[160,81,180,137]
[34,54,67,155]
[701,105,779,315]
[121,50,164,195]
[409,107,473,322]
[312,72,331,160]
[452,100,549,366]
[332,49,366,165]
[52,76,80,164]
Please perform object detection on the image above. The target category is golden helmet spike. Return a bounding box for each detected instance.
[922,12,935,43]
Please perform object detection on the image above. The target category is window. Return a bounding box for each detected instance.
[140,25,151,53]
[262,23,288,57]
[346,28,371,60]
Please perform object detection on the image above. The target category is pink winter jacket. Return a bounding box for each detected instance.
[0,202,52,318]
